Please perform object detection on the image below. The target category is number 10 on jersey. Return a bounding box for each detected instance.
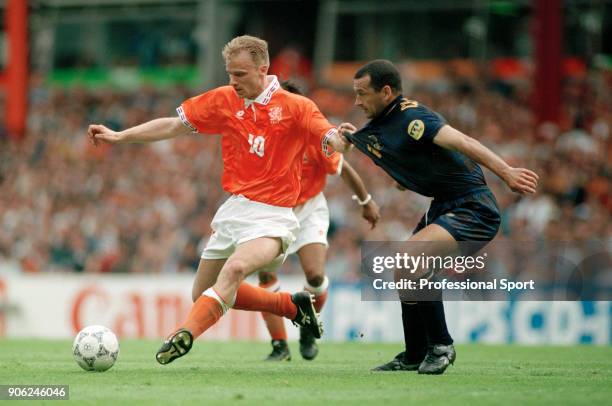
[248,134,265,157]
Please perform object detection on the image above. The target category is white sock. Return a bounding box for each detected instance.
[304,276,329,295]
[203,287,234,314]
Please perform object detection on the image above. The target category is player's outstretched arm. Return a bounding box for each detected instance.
[433,125,539,195]
[88,117,192,146]
[340,160,380,229]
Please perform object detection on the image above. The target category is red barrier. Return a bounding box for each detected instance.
[4,0,29,139]
[533,0,562,124]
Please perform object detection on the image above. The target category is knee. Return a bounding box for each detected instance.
[258,271,277,286]
[303,267,325,287]
[221,259,249,282]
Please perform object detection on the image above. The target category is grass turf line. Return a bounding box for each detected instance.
[0,340,611,405]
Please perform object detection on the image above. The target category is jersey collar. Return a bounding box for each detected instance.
[369,95,403,125]
[244,75,280,108]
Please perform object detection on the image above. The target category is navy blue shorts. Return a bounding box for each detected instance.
[414,187,501,246]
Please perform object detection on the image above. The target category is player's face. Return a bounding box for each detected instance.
[226,50,268,100]
[353,75,388,119]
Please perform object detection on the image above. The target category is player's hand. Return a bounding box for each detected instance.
[327,128,352,153]
[503,167,539,195]
[362,199,381,229]
[333,122,358,153]
[338,122,356,145]
[88,124,123,146]
[338,122,357,136]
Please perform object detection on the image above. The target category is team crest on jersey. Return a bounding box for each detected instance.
[235,110,245,120]
[408,119,425,140]
[367,135,383,158]
[269,106,283,124]
[368,135,383,150]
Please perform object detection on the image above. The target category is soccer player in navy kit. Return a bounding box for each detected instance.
[338,60,538,374]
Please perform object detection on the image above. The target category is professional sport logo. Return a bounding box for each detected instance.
[235,110,245,120]
[269,106,283,124]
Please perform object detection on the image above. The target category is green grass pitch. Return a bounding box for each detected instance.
[1,340,611,405]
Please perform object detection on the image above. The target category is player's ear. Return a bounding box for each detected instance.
[382,85,394,101]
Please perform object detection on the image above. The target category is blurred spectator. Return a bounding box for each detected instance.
[269,46,313,93]
[0,65,609,278]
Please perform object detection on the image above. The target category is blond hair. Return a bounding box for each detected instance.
[222,35,269,66]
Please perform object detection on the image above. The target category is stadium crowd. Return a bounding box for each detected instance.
[0,67,609,280]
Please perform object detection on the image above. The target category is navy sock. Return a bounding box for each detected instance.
[401,301,428,363]
[418,300,453,346]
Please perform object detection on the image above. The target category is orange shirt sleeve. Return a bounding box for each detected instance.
[309,143,343,176]
[323,150,343,175]
[299,97,336,156]
[177,87,230,135]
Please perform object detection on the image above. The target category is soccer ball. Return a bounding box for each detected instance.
[72,325,120,372]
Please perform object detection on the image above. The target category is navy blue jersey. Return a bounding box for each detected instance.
[347,96,487,200]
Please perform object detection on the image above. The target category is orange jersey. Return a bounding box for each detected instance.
[177,76,336,207]
[296,144,342,206]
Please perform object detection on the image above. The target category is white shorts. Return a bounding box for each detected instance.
[201,195,299,260]
[258,192,330,273]
[289,191,330,255]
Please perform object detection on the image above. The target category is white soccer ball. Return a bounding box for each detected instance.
[72,325,120,372]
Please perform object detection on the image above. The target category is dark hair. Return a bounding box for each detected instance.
[280,80,303,96]
[354,59,402,94]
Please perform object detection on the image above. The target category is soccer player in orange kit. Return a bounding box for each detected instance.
[258,82,380,361]
[87,35,350,365]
